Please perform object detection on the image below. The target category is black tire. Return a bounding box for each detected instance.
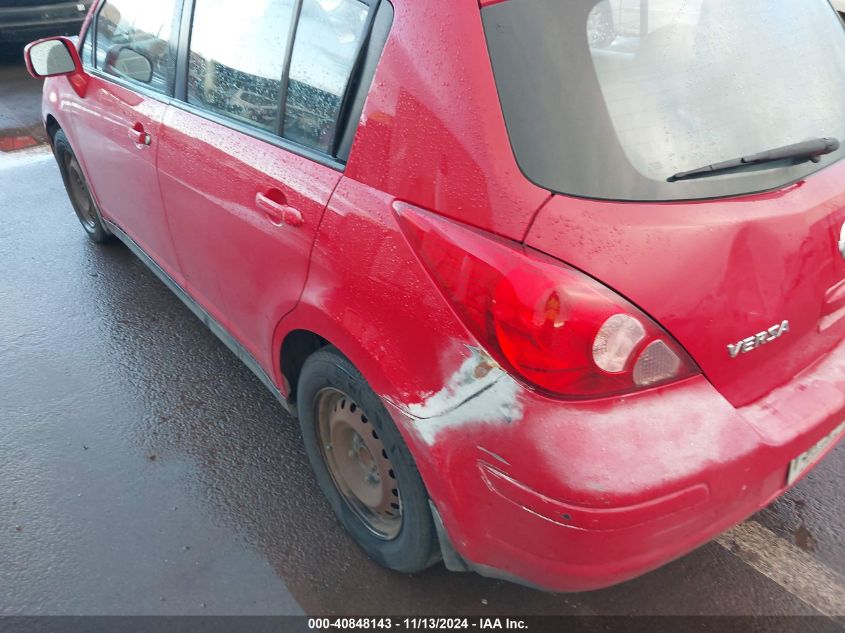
[297,346,439,573]
[53,129,113,244]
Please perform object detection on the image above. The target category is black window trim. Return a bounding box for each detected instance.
[170,98,346,170]
[78,0,101,69]
[81,0,392,173]
[336,0,392,161]
[273,0,305,137]
[78,8,94,67]
[331,0,379,157]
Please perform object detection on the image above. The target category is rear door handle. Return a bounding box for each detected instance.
[129,122,151,147]
[255,190,304,228]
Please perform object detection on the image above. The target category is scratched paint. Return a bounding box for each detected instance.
[401,346,524,445]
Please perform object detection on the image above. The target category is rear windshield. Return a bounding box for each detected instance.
[483,0,845,201]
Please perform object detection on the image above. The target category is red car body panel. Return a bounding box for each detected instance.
[69,75,183,283]
[156,107,342,369]
[527,170,845,408]
[33,0,844,592]
[343,0,550,242]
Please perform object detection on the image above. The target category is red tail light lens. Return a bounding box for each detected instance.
[395,203,699,399]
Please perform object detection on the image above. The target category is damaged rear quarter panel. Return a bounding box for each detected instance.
[395,346,524,445]
[275,178,501,510]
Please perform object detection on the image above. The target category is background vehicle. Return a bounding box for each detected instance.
[0,1,90,48]
[24,0,845,593]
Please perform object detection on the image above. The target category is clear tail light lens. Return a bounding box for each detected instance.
[593,314,646,373]
[395,203,699,399]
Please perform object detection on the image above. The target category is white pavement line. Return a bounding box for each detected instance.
[716,520,845,617]
[0,145,52,169]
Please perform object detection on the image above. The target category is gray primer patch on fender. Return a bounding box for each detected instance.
[402,347,523,445]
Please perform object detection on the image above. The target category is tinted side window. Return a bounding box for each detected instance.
[283,0,370,153]
[188,0,296,133]
[95,0,178,93]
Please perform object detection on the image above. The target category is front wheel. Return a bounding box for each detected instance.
[53,129,113,244]
[297,347,439,573]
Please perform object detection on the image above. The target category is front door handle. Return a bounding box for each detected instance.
[129,122,151,147]
[255,190,304,228]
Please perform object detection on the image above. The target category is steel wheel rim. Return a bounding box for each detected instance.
[64,152,96,231]
[315,387,402,540]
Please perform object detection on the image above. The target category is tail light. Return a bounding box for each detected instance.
[395,203,699,399]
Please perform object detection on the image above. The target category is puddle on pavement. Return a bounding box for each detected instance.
[790,499,819,553]
[792,521,818,552]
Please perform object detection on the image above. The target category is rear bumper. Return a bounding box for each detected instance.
[0,3,87,44]
[394,338,845,592]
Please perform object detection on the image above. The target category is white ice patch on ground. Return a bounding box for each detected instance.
[402,347,523,445]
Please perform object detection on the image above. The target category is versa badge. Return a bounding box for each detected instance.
[727,320,790,358]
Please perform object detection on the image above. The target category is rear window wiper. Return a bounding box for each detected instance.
[667,137,840,182]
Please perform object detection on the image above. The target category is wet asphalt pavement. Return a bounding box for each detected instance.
[0,48,844,624]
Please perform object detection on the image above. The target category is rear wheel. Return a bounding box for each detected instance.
[53,129,113,244]
[297,347,439,572]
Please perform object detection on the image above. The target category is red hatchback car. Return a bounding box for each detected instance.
[24,0,845,591]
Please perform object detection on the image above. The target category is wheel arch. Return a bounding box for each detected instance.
[45,114,61,144]
[279,328,329,404]
[274,304,401,409]
[274,310,456,570]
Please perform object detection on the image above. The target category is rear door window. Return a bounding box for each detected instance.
[187,0,296,133]
[94,0,179,94]
[282,0,371,154]
[181,0,386,161]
